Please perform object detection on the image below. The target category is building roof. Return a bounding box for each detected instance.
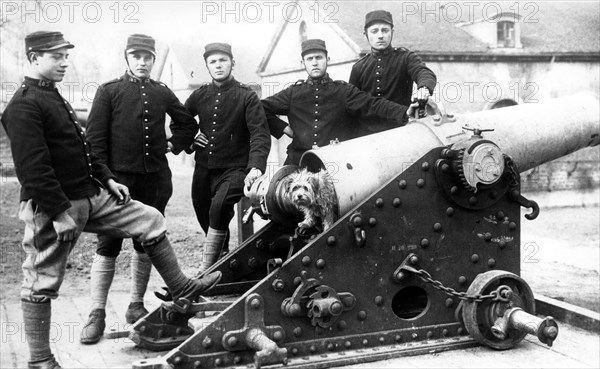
[259,0,599,73]
[333,1,599,55]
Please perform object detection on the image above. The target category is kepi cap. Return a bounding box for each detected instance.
[203,43,233,59]
[301,39,327,57]
[25,31,74,55]
[364,10,394,29]
[125,34,156,56]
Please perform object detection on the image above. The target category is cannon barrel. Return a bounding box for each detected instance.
[300,92,599,216]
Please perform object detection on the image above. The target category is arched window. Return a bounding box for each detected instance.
[497,21,515,48]
[299,21,308,43]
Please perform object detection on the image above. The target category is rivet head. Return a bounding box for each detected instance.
[139,325,146,332]
[497,210,505,220]
[375,198,384,207]
[352,215,363,227]
[250,298,261,309]
[362,339,369,346]
[344,341,352,348]
[229,259,239,270]
[174,356,182,365]
[293,327,302,337]
[469,196,478,205]
[509,222,517,230]
[368,217,377,226]
[433,222,442,232]
[416,178,425,188]
[202,336,213,348]
[458,327,464,335]
[484,232,492,241]
[471,254,480,263]
[316,259,326,269]
[379,336,385,343]
[327,236,336,246]
[374,296,384,306]
[300,270,308,278]
[227,336,238,347]
[193,360,201,368]
[214,358,222,367]
[301,256,311,266]
[412,333,418,340]
[327,343,335,351]
[393,198,401,207]
[309,345,317,353]
[450,186,458,194]
[446,207,455,216]
[233,356,241,364]
[290,303,301,316]
[427,331,433,339]
[458,276,467,285]
[337,320,347,330]
[409,255,419,265]
[499,240,507,249]
[399,179,407,189]
[395,334,402,342]
[293,276,302,286]
[422,162,430,171]
[441,163,450,172]
[488,258,496,268]
[248,257,258,269]
[273,331,283,341]
[272,279,285,292]
[291,348,299,355]
[357,310,367,321]
[421,238,430,248]
[445,298,454,308]
[442,329,448,337]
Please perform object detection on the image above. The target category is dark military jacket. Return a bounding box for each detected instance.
[183,77,270,173]
[261,74,408,165]
[1,77,115,218]
[86,73,197,174]
[349,46,437,133]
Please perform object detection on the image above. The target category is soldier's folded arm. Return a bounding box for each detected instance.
[166,88,198,154]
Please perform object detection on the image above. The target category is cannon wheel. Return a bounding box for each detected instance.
[462,270,535,350]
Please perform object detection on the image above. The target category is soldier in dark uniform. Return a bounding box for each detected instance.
[184,43,270,273]
[81,34,199,343]
[262,39,420,165]
[349,10,437,134]
[1,31,220,369]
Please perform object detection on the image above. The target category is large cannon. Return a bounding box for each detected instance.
[131,93,599,369]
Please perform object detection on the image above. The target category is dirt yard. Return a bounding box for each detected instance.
[1,158,598,313]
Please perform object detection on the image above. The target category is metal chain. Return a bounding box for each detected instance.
[410,268,499,303]
[503,155,520,189]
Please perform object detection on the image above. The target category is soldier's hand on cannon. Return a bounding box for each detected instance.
[244,168,263,191]
[53,211,78,242]
[190,132,209,150]
[416,86,430,102]
[406,100,422,120]
[106,178,131,205]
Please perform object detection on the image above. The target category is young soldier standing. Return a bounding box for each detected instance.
[1,31,220,369]
[349,10,437,134]
[262,39,419,165]
[184,43,270,274]
[82,34,199,343]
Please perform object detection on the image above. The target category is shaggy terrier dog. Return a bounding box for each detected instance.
[288,168,338,231]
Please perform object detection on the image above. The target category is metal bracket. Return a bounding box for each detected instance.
[161,297,231,315]
[221,293,287,369]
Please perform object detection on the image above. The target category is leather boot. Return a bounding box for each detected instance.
[144,236,222,302]
[80,309,106,344]
[28,355,61,369]
[125,302,148,324]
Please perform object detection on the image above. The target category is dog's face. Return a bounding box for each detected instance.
[289,171,317,208]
